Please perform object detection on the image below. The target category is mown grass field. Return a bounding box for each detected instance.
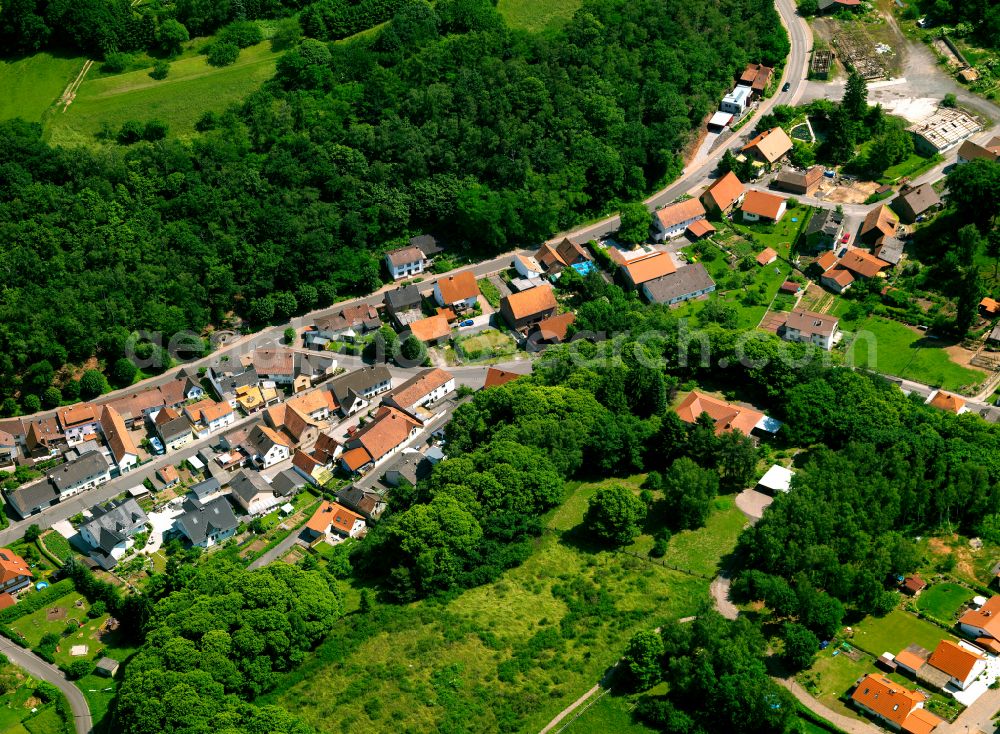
[0,53,84,122]
[497,0,582,32]
[46,42,281,146]
[841,315,985,391]
[916,582,974,621]
[264,478,736,734]
[851,609,953,657]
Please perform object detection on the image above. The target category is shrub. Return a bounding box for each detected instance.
[87,600,107,619]
[102,52,131,73]
[64,659,94,680]
[117,120,144,145]
[218,21,264,48]
[149,60,170,80]
[207,42,240,67]
[143,120,168,141]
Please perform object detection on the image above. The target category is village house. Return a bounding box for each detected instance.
[264,402,319,450]
[384,285,424,329]
[817,0,861,11]
[840,249,890,279]
[893,183,942,224]
[154,407,194,451]
[484,367,523,389]
[925,389,967,415]
[336,486,386,521]
[340,406,423,475]
[652,199,706,241]
[305,305,381,348]
[957,136,1000,164]
[383,450,433,488]
[303,501,366,541]
[900,575,927,597]
[740,190,787,222]
[719,85,752,120]
[6,481,58,518]
[382,368,455,415]
[959,595,1000,646]
[384,245,427,280]
[229,469,297,516]
[23,416,64,458]
[244,425,292,469]
[207,359,259,407]
[0,429,15,467]
[527,312,576,351]
[742,127,794,166]
[771,165,824,196]
[535,238,591,274]
[737,62,773,99]
[80,498,149,569]
[433,271,480,311]
[675,391,778,437]
[928,640,987,690]
[407,314,452,346]
[156,464,180,487]
[701,171,746,214]
[620,253,677,290]
[821,267,855,294]
[874,237,905,266]
[174,496,238,548]
[57,404,100,446]
[643,263,717,305]
[500,284,559,330]
[328,365,393,418]
[48,450,111,501]
[778,309,839,350]
[98,405,139,474]
[0,548,31,595]
[805,209,844,252]
[850,674,942,733]
[513,254,545,280]
[108,388,167,430]
[185,399,236,436]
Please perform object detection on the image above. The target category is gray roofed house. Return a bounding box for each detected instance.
[270,468,307,496]
[80,498,149,567]
[642,264,717,305]
[207,360,259,405]
[804,208,844,251]
[329,365,393,417]
[48,450,110,499]
[874,237,905,266]
[64,439,102,461]
[383,452,432,487]
[297,352,338,381]
[336,486,386,520]
[229,469,295,515]
[189,477,222,503]
[158,415,193,447]
[893,183,942,223]
[174,496,239,548]
[384,285,424,327]
[410,234,442,256]
[6,481,59,518]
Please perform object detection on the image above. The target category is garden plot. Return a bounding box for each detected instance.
[834,24,890,80]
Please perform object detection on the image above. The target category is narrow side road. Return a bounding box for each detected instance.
[0,635,93,734]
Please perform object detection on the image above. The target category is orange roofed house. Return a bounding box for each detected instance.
[738,62,774,99]
[302,501,366,541]
[620,252,677,289]
[756,247,778,266]
[674,391,779,437]
[500,284,558,330]
[740,190,787,222]
[535,238,591,274]
[57,404,100,446]
[340,406,423,475]
[433,271,480,311]
[960,595,1000,649]
[700,171,746,214]
[484,367,523,389]
[653,198,706,241]
[840,249,890,279]
[927,640,987,690]
[850,674,943,734]
[860,205,899,246]
[407,314,452,345]
[924,389,967,415]
[0,548,32,595]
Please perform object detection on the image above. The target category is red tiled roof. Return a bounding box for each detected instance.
[851,673,925,727]
[655,198,706,229]
[622,253,677,286]
[436,272,480,303]
[741,190,786,220]
[928,640,985,682]
[702,172,745,211]
[675,391,764,436]
[484,368,522,389]
[959,595,1000,639]
[686,219,716,238]
[0,549,31,585]
[502,284,558,320]
[756,247,778,265]
[814,251,838,272]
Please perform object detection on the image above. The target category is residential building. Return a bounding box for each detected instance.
[643,264,717,305]
[840,249,890,279]
[383,450,433,487]
[409,234,442,258]
[894,183,942,223]
[0,549,31,594]
[48,450,110,500]
[433,271,480,310]
[382,368,455,414]
[109,388,167,429]
[0,429,16,467]
[155,408,194,451]
[79,498,149,569]
[874,237,905,266]
[484,367,523,389]
[821,267,854,294]
[185,399,235,434]
[245,425,292,469]
[384,245,427,280]
[719,85,752,118]
[174,496,238,548]
[779,309,839,350]
[264,402,320,449]
[813,250,839,273]
[742,127,794,165]
[756,247,778,266]
[514,254,545,280]
[771,165,824,195]
[737,62,773,98]
[675,391,768,436]
[336,486,386,521]
[928,640,987,690]
[229,469,296,516]
[156,465,180,487]
[188,478,223,505]
[535,238,591,273]
[818,0,861,10]
[860,205,899,245]
[6,481,58,518]
[270,468,307,497]
[981,297,1000,318]
[652,199,706,241]
[686,220,716,240]
[959,595,1000,643]
[850,674,941,733]
[956,136,1000,164]
[249,348,296,384]
[57,404,100,446]
[328,365,393,418]
[384,285,424,329]
[23,416,63,457]
[407,314,452,345]
[527,312,576,351]
[98,406,138,474]
[620,253,677,289]
[303,501,366,541]
[305,305,381,348]
[740,190,787,222]
[207,360,259,407]
[500,284,559,330]
[925,389,967,415]
[340,406,423,474]
[907,108,981,155]
[701,172,746,214]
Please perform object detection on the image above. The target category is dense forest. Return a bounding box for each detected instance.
[0,0,788,411]
[915,0,999,48]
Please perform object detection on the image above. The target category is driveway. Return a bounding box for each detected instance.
[0,635,92,734]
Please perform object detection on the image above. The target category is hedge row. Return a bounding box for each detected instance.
[797,704,847,733]
[0,579,74,624]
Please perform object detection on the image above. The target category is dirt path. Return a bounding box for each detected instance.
[780,680,881,734]
[538,685,604,734]
[59,59,93,112]
[710,574,739,621]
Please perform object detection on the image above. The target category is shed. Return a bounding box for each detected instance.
[756,464,795,494]
[876,652,897,672]
[95,657,119,677]
[779,280,800,295]
[901,575,927,596]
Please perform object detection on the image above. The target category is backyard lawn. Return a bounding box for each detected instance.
[453,329,516,360]
[916,582,975,621]
[851,610,953,657]
[842,316,986,392]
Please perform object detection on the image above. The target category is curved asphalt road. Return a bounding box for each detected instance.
[0,635,93,734]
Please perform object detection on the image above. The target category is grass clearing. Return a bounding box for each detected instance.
[266,479,724,734]
[850,609,953,657]
[0,53,84,122]
[653,495,748,577]
[916,582,974,621]
[497,0,582,32]
[454,329,516,360]
[563,691,652,733]
[46,42,281,146]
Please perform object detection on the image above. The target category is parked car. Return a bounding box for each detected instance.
[149,437,165,455]
[460,319,475,327]
[782,82,790,92]
[837,248,847,258]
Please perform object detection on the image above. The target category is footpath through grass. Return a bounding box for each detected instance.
[264,478,737,734]
[46,42,281,146]
[0,53,84,122]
